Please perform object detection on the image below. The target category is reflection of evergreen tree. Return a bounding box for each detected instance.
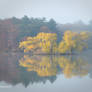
[89,67,92,79]
[17,67,57,87]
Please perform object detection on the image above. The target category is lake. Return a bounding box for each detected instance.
[0,50,92,92]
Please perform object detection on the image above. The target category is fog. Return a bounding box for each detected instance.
[0,0,92,23]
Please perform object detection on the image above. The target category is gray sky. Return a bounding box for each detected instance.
[0,0,92,23]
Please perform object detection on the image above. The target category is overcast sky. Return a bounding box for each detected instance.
[0,0,92,23]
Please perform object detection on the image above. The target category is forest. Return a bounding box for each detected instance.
[0,16,92,52]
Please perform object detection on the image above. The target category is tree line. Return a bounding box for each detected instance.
[0,16,92,52]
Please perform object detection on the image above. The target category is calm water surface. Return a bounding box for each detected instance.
[0,50,92,92]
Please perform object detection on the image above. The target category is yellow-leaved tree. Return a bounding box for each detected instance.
[19,31,90,54]
[37,32,57,54]
[19,32,57,54]
[19,36,40,53]
[58,30,90,54]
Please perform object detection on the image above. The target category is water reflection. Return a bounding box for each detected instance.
[19,55,90,78]
[0,53,92,87]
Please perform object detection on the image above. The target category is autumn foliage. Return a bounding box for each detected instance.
[19,30,90,54]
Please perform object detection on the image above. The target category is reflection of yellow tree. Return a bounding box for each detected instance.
[19,55,90,78]
[58,57,89,78]
[19,55,57,77]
